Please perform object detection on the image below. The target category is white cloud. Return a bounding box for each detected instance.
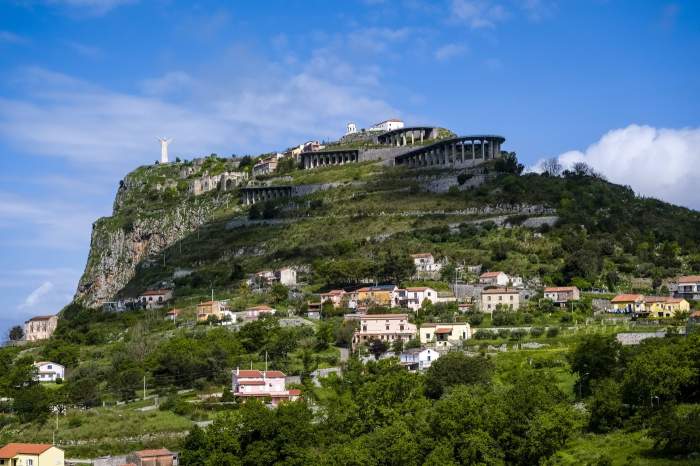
[44,0,137,15]
[66,41,102,58]
[0,58,397,170]
[531,125,700,210]
[434,43,467,61]
[19,281,54,309]
[450,0,508,28]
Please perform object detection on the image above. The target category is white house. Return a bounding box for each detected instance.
[410,253,443,276]
[370,119,405,132]
[397,287,437,311]
[479,271,510,287]
[400,347,440,371]
[419,323,471,348]
[139,289,173,309]
[33,361,65,382]
[232,368,300,406]
[276,267,297,287]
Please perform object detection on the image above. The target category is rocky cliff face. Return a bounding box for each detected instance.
[74,161,236,308]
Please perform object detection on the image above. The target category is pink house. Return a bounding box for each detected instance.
[351,314,417,350]
[232,369,301,406]
[243,305,277,321]
[320,289,346,308]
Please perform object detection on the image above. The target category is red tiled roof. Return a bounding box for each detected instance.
[480,271,504,278]
[544,286,578,292]
[435,327,452,334]
[240,380,266,385]
[288,389,302,396]
[611,294,644,303]
[247,305,274,311]
[678,275,700,283]
[135,448,174,458]
[482,288,518,294]
[0,443,54,457]
[236,370,263,377]
[411,253,433,258]
[690,310,700,318]
[264,370,286,378]
[321,289,345,296]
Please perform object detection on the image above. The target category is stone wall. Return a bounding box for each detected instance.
[359,146,415,165]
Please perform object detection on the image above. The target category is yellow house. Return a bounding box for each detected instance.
[644,296,690,318]
[0,443,64,466]
[610,294,645,313]
[420,323,471,348]
[355,286,397,308]
[196,300,225,322]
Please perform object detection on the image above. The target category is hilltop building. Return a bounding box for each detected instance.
[24,315,58,341]
[370,119,405,132]
[397,287,437,312]
[232,368,300,406]
[346,122,357,135]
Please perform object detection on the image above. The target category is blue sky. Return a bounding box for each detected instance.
[0,0,698,334]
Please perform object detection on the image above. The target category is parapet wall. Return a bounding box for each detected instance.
[359,147,415,165]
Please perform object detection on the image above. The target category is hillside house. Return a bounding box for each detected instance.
[352,314,416,350]
[24,315,58,341]
[687,310,700,334]
[0,443,64,466]
[675,275,700,300]
[397,287,437,311]
[33,361,65,382]
[352,285,399,310]
[196,300,227,322]
[320,289,346,308]
[165,309,181,321]
[252,156,278,177]
[400,347,440,372]
[247,268,297,288]
[479,271,510,287]
[419,323,471,349]
[643,296,690,318]
[302,140,323,152]
[544,286,581,306]
[610,294,646,314]
[126,448,179,466]
[242,305,276,321]
[410,253,442,276]
[232,368,301,406]
[481,288,521,312]
[139,289,173,309]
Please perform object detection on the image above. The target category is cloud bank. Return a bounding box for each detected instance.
[532,125,700,210]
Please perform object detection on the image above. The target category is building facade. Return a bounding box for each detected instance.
[400,348,440,371]
[0,443,64,466]
[24,315,58,341]
[675,275,700,300]
[320,290,346,308]
[139,289,173,309]
[419,323,471,348]
[196,300,227,322]
[33,361,65,383]
[543,286,581,305]
[481,288,521,312]
[479,271,510,287]
[351,314,416,350]
[252,156,278,177]
[232,369,301,406]
[370,119,405,132]
[126,448,179,466]
[397,287,437,312]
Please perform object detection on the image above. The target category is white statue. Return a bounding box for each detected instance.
[158,137,172,164]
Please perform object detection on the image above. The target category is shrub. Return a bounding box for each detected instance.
[546,327,560,338]
[468,312,484,326]
[498,329,511,339]
[529,327,544,338]
[510,329,527,340]
[474,329,495,340]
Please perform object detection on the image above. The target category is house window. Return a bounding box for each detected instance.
[362,325,367,332]
[426,333,431,339]
[385,325,390,330]
[400,325,404,331]
[499,296,502,301]
[27,460,34,466]
[510,296,513,301]
[47,365,52,369]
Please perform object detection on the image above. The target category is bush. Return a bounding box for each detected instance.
[546,327,560,338]
[510,329,527,340]
[529,327,544,338]
[492,311,516,326]
[474,329,495,340]
[468,312,484,326]
[560,313,573,323]
[498,329,511,339]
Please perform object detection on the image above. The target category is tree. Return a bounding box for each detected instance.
[568,335,622,397]
[425,352,494,399]
[542,157,562,177]
[377,250,415,284]
[588,378,625,433]
[8,326,23,341]
[13,384,51,423]
[495,152,524,175]
[368,339,388,360]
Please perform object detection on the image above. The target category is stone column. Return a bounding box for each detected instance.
[481,140,485,159]
[411,132,415,145]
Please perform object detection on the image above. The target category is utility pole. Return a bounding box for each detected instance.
[143,375,146,400]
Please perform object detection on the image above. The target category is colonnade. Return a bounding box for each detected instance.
[376,127,437,146]
[394,136,505,168]
[302,150,360,169]
[241,186,293,205]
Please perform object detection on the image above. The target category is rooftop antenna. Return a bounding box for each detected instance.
[157,137,172,164]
